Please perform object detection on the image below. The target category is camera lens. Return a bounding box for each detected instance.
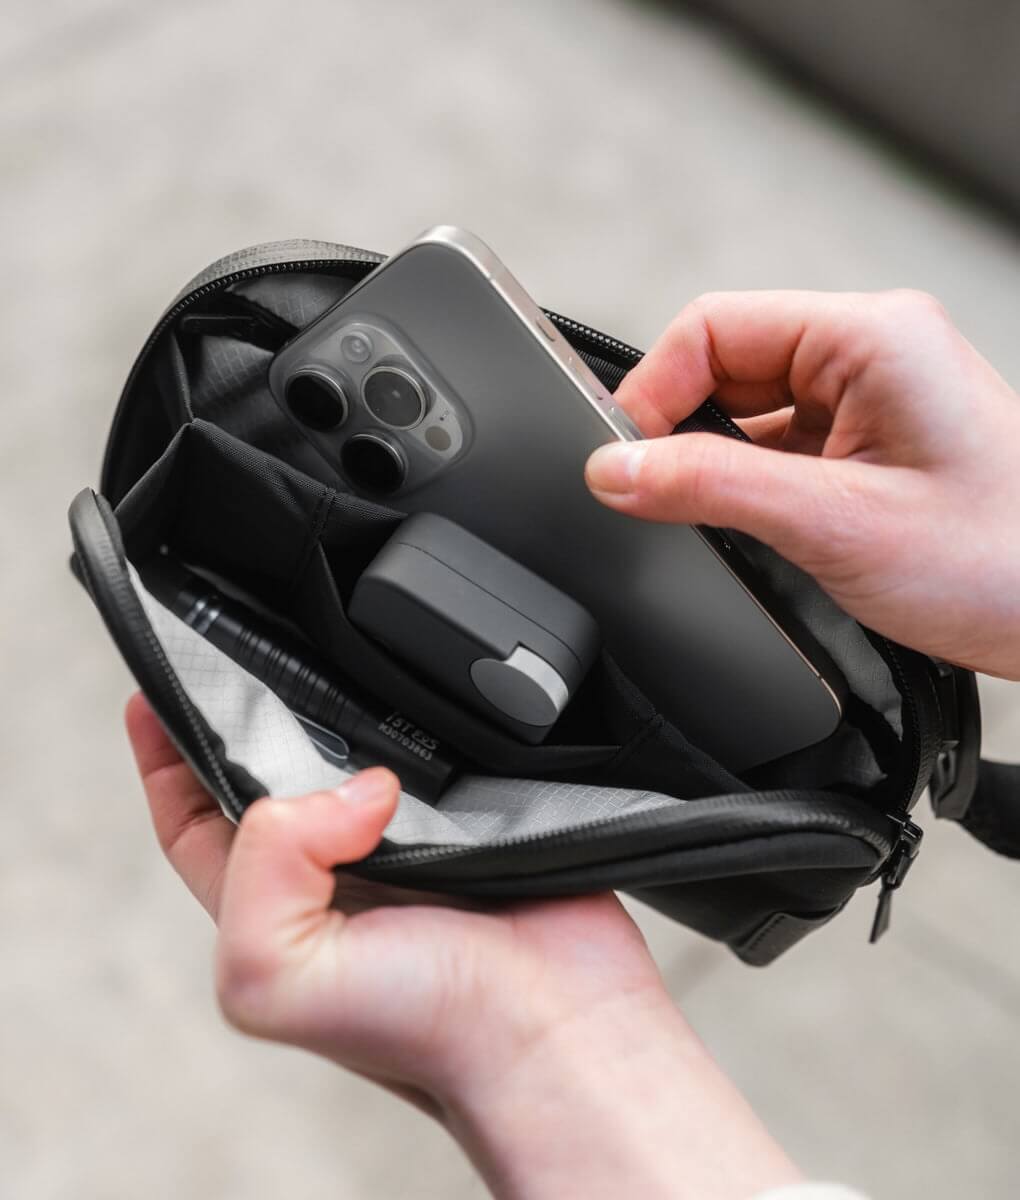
[284,370,349,431]
[340,433,406,495]
[362,366,427,429]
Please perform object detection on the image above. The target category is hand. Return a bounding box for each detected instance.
[585,290,1020,679]
[126,692,800,1199]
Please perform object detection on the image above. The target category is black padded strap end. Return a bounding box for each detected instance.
[959,759,1020,859]
[929,665,982,820]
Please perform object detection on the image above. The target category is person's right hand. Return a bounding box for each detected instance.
[584,290,1020,680]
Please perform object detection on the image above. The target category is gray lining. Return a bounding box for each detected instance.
[129,568,688,848]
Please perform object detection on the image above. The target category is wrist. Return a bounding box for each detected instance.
[442,987,801,1200]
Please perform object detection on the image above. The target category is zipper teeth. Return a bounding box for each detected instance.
[370,793,895,869]
[546,315,750,447]
[128,258,381,392]
[546,311,643,362]
[102,255,382,494]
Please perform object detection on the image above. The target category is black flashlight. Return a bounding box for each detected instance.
[139,555,458,802]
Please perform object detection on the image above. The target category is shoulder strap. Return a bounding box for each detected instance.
[959,759,1020,859]
[926,666,1020,854]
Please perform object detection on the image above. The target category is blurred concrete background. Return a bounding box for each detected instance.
[2,1,1020,1197]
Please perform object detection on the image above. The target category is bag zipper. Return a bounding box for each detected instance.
[101,240,936,899]
[356,787,901,884]
[102,245,384,495]
[543,310,744,438]
[868,813,923,942]
[74,478,910,877]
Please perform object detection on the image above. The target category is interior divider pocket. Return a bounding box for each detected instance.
[116,418,401,598]
[109,418,629,780]
[596,651,750,798]
[110,414,757,794]
[292,545,623,778]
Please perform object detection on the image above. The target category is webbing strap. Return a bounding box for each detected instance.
[959,759,1020,859]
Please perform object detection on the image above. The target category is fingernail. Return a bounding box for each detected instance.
[334,768,396,806]
[586,442,647,494]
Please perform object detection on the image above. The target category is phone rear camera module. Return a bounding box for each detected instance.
[340,331,374,364]
[341,433,407,495]
[362,366,427,429]
[285,370,349,431]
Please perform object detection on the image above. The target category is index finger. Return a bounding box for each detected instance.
[615,290,858,436]
[125,691,234,920]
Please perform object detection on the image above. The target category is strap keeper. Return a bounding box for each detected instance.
[929,662,981,820]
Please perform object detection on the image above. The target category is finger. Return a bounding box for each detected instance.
[710,378,794,419]
[214,768,399,1036]
[125,692,234,919]
[733,410,794,448]
[585,431,879,571]
[623,379,793,437]
[331,871,489,916]
[734,408,831,456]
[615,290,862,436]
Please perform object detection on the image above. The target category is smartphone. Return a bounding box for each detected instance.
[267,226,843,770]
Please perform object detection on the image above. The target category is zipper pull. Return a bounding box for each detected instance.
[869,817,923,943]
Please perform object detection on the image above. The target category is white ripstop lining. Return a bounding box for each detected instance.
[130,566,685,848]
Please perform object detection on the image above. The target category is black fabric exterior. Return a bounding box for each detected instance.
[354,831,879,965]
[68,237,1000,964]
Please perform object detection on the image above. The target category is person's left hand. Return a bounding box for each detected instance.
[126,691,800,1199]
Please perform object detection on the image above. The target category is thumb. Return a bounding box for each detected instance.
[214,767,400,1038]
[585,433,875,571]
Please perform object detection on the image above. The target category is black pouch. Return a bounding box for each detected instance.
[69,238,995,964]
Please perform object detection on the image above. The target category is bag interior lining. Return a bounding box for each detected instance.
[130,567,689,850]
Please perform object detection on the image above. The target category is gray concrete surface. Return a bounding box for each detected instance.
[2,1,1019,1197]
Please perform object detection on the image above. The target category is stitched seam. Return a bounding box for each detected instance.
[290,486,336,600]
[741,905,840,959]
[742,913,789,956]
[605,714,662,778]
